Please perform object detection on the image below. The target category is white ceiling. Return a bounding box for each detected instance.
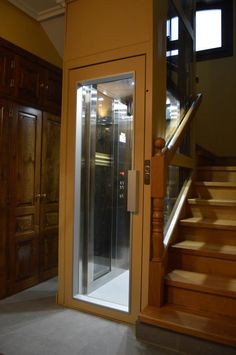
[8,0,65,21]
[8,0,65,58]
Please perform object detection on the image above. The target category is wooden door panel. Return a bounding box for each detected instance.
[16,213,35,236]
[44,235,58,269]
[0,47,15,96]
[0,50,9,92]
[16,111,40,206]
[40,112,60,280]
[15,238,38,287]
[9,105,42,293]
[0,101,9,207]
[40,209,59,276]
[0,100,9,299]
[16,57,41,106]
[44,71,62,114]
[40,234,58,279]
[17,113,37,206]
[43,116,60,202]
[44,211,59,228]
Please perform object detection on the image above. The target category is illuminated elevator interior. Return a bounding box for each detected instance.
[73,74,135,312]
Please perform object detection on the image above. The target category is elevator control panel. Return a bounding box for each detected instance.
[119,171,126,199]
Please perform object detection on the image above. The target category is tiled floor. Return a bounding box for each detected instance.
[0,278,179,355]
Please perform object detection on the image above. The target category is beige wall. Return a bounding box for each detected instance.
[0,0,62,67]
[65,0,152,63]
[195,2,236,156]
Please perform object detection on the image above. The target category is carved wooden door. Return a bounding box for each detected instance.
[39,112,60,280]
[9,105,42,294]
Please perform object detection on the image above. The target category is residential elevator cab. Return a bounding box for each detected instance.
[61,56,146,322]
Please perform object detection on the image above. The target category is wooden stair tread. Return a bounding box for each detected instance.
[171,240,236,259]
[139,305,236,346]
[198,166,236,171]
[180,217,236,230]
[152,162,236,346]
[188,198,236,206]
[166,269,236,297]
[195,181,236,187]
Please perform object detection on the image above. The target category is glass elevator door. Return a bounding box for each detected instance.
[75,75,134,311]
[70,56,145,320]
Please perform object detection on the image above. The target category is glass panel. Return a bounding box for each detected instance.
[166,0,195,141]
[164,166,191,225]
[181,0,195,22]
[73,74,134,313]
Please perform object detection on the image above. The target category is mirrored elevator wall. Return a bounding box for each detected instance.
[74,76,134,310]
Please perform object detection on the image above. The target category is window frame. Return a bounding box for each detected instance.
[196,0,233,61]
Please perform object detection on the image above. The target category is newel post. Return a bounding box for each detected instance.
[151,137,166,260]
[148,137,166,307]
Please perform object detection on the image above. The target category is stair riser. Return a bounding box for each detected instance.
[180,226,236,246]
[169,251,236,278]
[194,186,236,200]
[187,204,236,220]
[167,286,236,318]
[197,171,236,182]
[138,310,236,348]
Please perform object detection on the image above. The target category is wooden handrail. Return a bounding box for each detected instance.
[164,93,202,165]
[149,93,202,307]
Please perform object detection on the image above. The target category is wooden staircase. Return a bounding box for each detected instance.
[139,166,236,347]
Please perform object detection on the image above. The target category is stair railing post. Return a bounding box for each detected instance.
[149,137,166,306]
[151,137,166,259]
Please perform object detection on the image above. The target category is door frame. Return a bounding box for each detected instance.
[59,55,146,323]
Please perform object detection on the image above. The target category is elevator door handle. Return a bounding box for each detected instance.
[127,170,139,213]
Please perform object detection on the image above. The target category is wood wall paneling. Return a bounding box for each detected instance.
[15,57,42,107]
[0,38,61,298]
[43,71,62,113]
[0,99,9,298]
[0,38,62,116]
[0,47,15,96]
